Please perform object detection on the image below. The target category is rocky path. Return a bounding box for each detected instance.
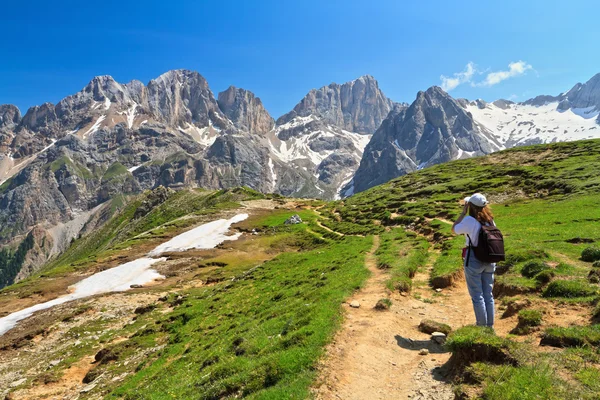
[314,237,475,400]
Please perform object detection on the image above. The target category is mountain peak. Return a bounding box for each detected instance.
[217,86,273,134]
[276,75,394,133]
[0,104,21,131]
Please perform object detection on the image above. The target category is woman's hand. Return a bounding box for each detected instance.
[453,202,468,234]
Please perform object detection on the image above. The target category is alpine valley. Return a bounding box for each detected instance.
[0,70,600,287]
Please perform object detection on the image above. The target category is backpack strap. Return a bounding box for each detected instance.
[466,234,473,266]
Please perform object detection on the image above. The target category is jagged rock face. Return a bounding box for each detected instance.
[562,73,600,110]
[349,87,496,194]
[0,105,20,133]
[217,86,274,135]
[523,74,600,111]
[276,75,395,134]
[20,103,59,137]
[13,227,54,283]
[147,70,228,129]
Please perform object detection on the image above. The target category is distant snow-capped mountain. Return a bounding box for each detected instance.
[348,73,600,195]
[266,75,401,199]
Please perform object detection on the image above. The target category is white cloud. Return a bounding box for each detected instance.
[439,60,534,91]
[477,61,533,87]
[440,62,476,91]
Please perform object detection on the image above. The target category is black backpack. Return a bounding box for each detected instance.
[467,223,506,264]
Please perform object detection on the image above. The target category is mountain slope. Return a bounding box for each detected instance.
[348,86,499,194]
[268,75,400,199]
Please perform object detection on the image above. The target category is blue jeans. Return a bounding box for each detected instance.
[464,253,495,327]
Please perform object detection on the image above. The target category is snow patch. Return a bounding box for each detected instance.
[128,164,143,173]
[466,101,600,146]
[125,104,137,129]
[180,123,219,147]
[0,257,166,336]
[268,158,277,191]
[0,213,249,336]
[83,115,106,139]
[103,97,111,110]
[148,214,248,256]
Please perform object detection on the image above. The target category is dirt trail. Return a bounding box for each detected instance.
[315,237,477,400]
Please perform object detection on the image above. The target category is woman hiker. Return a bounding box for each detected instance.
[452,193,497,328]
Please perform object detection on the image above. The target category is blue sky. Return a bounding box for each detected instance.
[1,0,598,118]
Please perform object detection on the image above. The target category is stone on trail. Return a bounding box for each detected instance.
[419,348,429,355]
[350,301,360,308]
[284,214,303,225]
[431,332,447,344]
[418,319,452,335]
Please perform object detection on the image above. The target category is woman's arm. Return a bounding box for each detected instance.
[452,202,469,234]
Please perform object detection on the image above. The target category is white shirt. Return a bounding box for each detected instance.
[454,216,495,246]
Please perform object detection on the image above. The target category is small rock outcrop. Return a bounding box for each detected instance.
[284,214,303,225]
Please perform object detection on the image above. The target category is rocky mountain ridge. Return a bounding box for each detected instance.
[2,69,600,286]
[0,70,396,286]
[348,73,600,195]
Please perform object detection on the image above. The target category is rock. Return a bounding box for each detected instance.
[419,348,429,355]
[130,284,144,289]
[435,288,442,293]
[49,359,61,367]
[9,378,26,388]
[431,332,447,344]
[418,319,452,335]
[284,214,303,225]
[80,383,97,393]
[349,301,361,308]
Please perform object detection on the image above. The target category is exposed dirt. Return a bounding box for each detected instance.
[314,237,471,400]
[313,236,592,399]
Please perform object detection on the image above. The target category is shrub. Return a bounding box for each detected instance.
[522,260,551,278]
[541,325,600,347]
[374,298,392,310]
[518,309,543,327]
[502,249,550,267]
[542,280,597,298]
[534,270,555,285]
[582,247,600,262]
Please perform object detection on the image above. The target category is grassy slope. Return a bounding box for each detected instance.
[4,139,600,398]
[328,139,600,398]
[110,236,372,399]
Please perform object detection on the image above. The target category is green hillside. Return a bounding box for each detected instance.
[2,139,600,399]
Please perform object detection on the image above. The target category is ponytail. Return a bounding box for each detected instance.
[468,203,494,224]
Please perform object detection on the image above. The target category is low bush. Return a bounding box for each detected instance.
[542,280,597,298]
[518,309,543,327]
[582,247,600,262]
[374,298,392,310]
[534,270,555,285]
[541,325,600,348]
[521,260,551,278]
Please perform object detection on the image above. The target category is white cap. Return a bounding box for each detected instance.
[464,193,488,207]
